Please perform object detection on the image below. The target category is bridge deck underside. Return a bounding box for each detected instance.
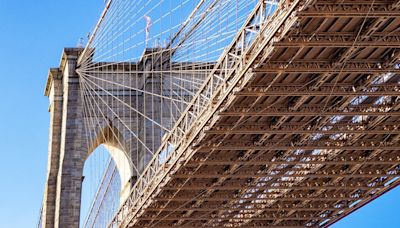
[125,1,400,227]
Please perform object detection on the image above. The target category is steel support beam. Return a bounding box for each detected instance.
[205,126,399,135]
[154,196,361,202]
[162,185,381,191]
[137,217,319,221]
[297,3,400,18]
[220,107,400,117]
[236,84,400,97]
[172,173,399,179]
[252,62,400,74]
[274,35,400,47]
[198,145,399,151]
[187,160,400,166]
[144,207,341,212]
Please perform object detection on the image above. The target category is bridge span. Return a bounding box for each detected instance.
[40,0,400,227]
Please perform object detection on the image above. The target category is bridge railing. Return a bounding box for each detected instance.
[109,0,310,226]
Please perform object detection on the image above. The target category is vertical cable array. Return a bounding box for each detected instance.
[77,0,260,226]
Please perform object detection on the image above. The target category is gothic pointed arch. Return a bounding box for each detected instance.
[87,124,134,192]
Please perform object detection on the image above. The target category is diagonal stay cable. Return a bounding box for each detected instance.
[80,75,155,158]
[80,77,141,174]
[80,72,172,134]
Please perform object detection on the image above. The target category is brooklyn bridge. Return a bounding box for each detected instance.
[39,0,400,227]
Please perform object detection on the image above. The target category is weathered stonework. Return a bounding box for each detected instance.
[41,48,169,227]
[42,44,202,228]
[42,67,63,228]
[42,48,86,227]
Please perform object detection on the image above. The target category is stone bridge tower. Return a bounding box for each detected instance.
[41,48,170,227]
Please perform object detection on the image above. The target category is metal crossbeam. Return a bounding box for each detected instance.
[144,207,341,212]
[198,144,399,151]
[174,167,399,177]
[236,84,400,97]
[207,129,398,134]
[253,62,400,74]
[220,110,399,117]
[137,216,321,221]
[206,124,399,134]
[154,196,362,202]
[146,202,350,210]
[166,180,383,189]
[297,2,400,17]
[187,160,400,166]
[162,185,382,191]
[172,173,399,179]
[215,121,398,127]
[274,35,400,47]
[132,226,306,228]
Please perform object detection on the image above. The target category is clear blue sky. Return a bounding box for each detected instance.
[0,1,398,227]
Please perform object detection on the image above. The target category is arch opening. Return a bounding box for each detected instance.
[80,146,121,228]
[80,125,135,227]
[87,125,135,192]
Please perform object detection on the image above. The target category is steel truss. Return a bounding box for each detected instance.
[275,34,400,47]
[106,0,400,227]
[236,84,400,96]
[297,1,400,17]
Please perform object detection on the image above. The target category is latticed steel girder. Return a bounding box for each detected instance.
[187,157,400,166]
[172,172,399,178]
[221,105,399,117]
[171,176,391,184]
[142,207,350,217]
[154,196,362,202]
[198,141,399,151]
[205,123,399,134]
[236,84,400,97]
[175,164,399,176]
[274,34,400,47]
[146,200,356,211]
[252,61,400,74]
[105,0,400,227]
[188,161,400,167]
[162,184,386,191]
[144,206,344,212]
[131,226,307,228]
[137,216,325,221]
[148,200,365,209]
[297,1,400,17]
[214,121,398,128]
